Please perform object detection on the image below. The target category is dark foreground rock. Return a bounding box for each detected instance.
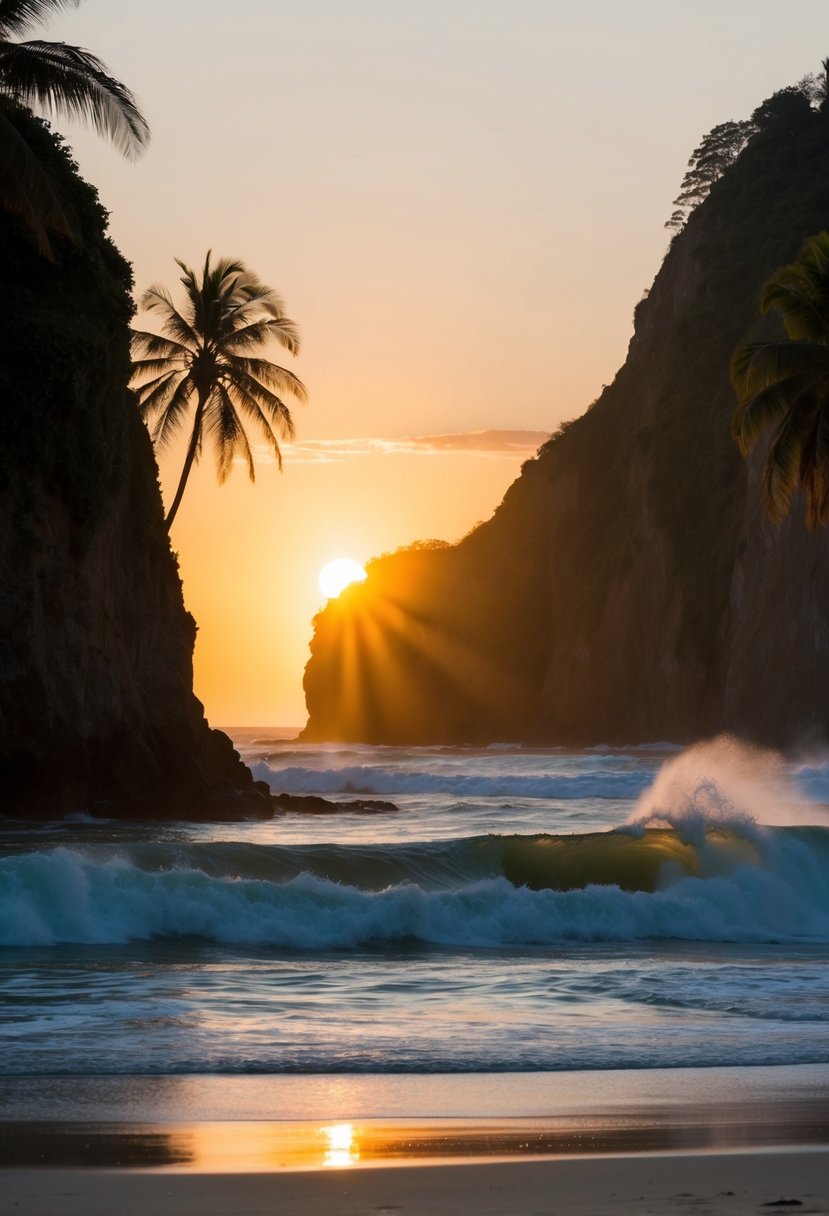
[0,111,267,821]
[272,793,400,815]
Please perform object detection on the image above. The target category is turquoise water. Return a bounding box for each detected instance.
[1,734,828,1080]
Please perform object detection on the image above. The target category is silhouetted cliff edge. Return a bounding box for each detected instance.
[0,114,269,818]
[303,89,829,747]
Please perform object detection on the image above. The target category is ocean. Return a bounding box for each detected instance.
[1,730,827,1101]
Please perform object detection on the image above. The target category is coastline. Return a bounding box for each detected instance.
[1,1065,828,1214]
[3,1150,828,1215]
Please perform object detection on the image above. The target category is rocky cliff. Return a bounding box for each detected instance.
[0,112,269,818]
[302,87,829,748]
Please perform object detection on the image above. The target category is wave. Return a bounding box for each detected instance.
[251,762,651,800]
[1,822,827,949]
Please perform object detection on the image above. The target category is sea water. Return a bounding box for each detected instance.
[0,734,828,1090]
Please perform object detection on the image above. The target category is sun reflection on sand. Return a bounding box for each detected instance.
[322,1122,360,1167]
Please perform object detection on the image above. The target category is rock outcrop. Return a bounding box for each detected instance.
[303,88,829,748]
[0,112,270,818]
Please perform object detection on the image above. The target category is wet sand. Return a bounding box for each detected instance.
[2,1149,828,1215]
[2,1069,827,1213]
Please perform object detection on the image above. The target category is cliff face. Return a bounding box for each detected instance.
[303,93,829,748]
[0,113,268,818]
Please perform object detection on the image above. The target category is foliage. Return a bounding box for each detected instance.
[666,120,754,232]
[732,231,829,528]
[665,69,825,234]
[0,0,148,255]
[0,106,145,545]
[132,253,308,531]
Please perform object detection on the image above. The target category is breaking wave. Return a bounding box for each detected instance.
[1,821,827,949]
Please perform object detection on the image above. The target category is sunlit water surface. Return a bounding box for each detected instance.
[1,733,828,1092]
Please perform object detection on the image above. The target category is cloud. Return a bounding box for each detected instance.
[254,429,551,465]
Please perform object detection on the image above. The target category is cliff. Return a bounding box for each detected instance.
[0,112,269,818]
[303,87,829,748]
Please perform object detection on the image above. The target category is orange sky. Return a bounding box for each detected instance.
[42,0,829,725]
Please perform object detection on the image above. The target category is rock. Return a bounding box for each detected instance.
[0,111,268,821]
[271,793,399,814]
[302,91,829,749]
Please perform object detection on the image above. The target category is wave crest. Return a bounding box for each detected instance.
[1,826,827,949]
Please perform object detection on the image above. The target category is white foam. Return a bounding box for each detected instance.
[251,762,650,800]
[630,735,829,836]
[1,834,826,949]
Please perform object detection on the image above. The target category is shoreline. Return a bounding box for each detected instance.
[2,1067,827,1212]
[1,1064,828,1173]
[3,1150,828,1215]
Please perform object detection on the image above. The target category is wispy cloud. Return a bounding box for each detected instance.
[252,429,551,466]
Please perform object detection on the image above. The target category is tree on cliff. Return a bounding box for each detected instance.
[665,119,754,232]
[0,0,149,254]
[132,252,308,531]
[731,231,829,528]
[666,80,820,233]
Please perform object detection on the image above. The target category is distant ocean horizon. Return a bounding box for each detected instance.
[1,731,827,1095]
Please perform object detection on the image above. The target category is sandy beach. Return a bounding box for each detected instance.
[2,1149,827,1215]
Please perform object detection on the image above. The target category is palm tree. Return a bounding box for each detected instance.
[132,252,308,531]
[731,231,829,529]
[0,0,149,254]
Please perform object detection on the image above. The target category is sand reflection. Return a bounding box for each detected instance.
[322,1122,360,1167]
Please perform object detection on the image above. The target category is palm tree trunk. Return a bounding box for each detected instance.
[165,393,206,532]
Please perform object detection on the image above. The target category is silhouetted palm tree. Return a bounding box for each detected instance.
[0,0,149,252]
[731,231,829,528]
[132,252,308,531]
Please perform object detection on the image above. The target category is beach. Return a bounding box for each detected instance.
[2,737,827,1213]
[1,1067,828,1214]
[3,1149,828,1215]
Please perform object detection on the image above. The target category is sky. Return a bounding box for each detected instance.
[40,0,829,725]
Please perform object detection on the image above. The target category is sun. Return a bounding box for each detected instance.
[318,558,367,600]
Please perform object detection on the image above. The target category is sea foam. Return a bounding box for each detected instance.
[251,763,650,800]
[1,824,827,949]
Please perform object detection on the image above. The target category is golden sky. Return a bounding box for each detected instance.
[43,0,829,725]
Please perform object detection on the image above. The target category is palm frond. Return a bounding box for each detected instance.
[763,403,817,523]
[134,368,184,419]
[150,373,195,450]
[130,328,191,360]
[219,317,293,355]
[732,378,813,455]
[761,279,829,341]
[222,281,287,323]
[138,287,199,348]
[798,392,829,528]
[210,384,254,483]
[222,309,300,354]
[221,378,284,471]
[223,366,296,440]
[0,0,79,38]
[132,356,186,378]
[0,39,149,158]
[223,354,307,404]
[731,340,829,400]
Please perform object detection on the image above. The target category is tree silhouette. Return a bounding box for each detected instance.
[132,252,308,531]
[732,231,829,528]
[0,0,149,254]
[666,120,753,233]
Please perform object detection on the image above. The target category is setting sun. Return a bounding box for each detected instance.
[318,558,367,600]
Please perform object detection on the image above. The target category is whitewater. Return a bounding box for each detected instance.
[0,733,827,1077]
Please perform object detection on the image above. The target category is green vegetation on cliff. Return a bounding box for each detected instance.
[732,230,829,528]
